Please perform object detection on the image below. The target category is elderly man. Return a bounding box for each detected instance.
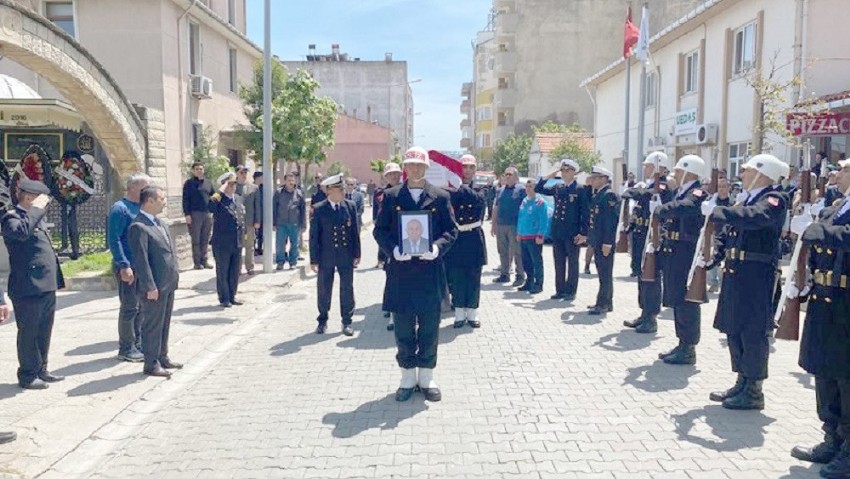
[345,177,365,230]
[209,172,245,308]
[273,172,306,270]
[491,167,525,286]
[236,166,260,274]
[108,173,150,362]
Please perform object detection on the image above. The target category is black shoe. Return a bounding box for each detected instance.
[550,293,565,300]
[634,316,657,334]
[468,318,481,328]
[386,320,394,331]
[663,344,696,365]
[395,387,414,402]
[342,325,354,336]
[230,299,244,306]
[276,263,285,271]
[220,302,232,308]
[0,431,16,444]
[722,379,764,410]
[512,276,526,287]
[20,378,48,390]
[143,366,172,378]
[517,283,530,292]
[38,372,65,383]
[160,358,183,369]
[588,306,607,316]
[562,294,576,302]
[583,267,592,274]
[492,275,509,283]
[246,269,255,276]
[630,271,641,277]
[791,435,841,464]
[421,387,442,402]
[194,265,204,270]
[658,344,681,360]
[203,263,213,269]
[623,316,645,328]
[709,374,746,402]
[528,287,542,295]
[453,320,465,329]
[316,323,328,334]
[820,444,850,478]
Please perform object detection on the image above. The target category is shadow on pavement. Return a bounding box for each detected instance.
[671,404,775,452]
[593,331,655,353]
[623,361,698,393]
[52,357,119,377]
[65,341,119,356]
[513,299,566,311]
[67,373,145,397]
[789,371,815,391]
[180,317,237,327]
[270,330,338,357]
[322,393,428,438]
[561,312,604,326]
[0,384,22,400]
[779,465,823,479]
[56,291,115,311]
[172,305,229,316]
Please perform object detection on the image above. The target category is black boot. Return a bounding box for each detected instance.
[635,316,657,334]
[623,315,646,328]
[709,374,746,402]
[663,343,696,365]
[658,343,682,360]
[791,433,842,464]
[821,441,850,478]
[722,378,765,410]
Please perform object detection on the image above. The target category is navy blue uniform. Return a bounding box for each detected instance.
[310,199,361,325]
[587,185,619,310]
[208,194,245,305]
[445,183,487,309]
[535,178,589,298]
[711,187,786,380]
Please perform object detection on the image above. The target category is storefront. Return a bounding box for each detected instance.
[787,90,850,167]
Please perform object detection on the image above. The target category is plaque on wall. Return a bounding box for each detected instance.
[76,133,95,153]
[4,132,63,165]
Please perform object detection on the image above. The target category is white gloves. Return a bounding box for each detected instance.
[648,198,661,213]
[645,243,655,254]
[421,244,439,261]
[700,195,717,216]
[811,198,826,218]
[790,205,813,236]
[696,257,706,268]
[392,246,412,262]
[786,283,811,299]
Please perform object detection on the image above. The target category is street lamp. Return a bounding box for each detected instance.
[261,0,274,273]
[388,78,422,155]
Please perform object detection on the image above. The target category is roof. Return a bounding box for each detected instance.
[531,132,595,155]
[0,74,39,99]
[795,89,850,109]
[580,0,729,88]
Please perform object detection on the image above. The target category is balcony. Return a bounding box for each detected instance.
[461,82,472,97]
[460,99,470,113]
[460,137,472,149]
[460,118,471,128]
[495,87,518,108]
[494,51,517,73]
[495,12,518,34]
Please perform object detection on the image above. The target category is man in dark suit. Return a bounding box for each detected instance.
[374,147,458,403]
[309,174,361,336]
[586,167,619,316]
[182,162,214,269]
[0,287,14,442]
[345,177,365,230]
[128,185,181,378]
[236,166,260,274]
[535,158,589,302]
[2,179,66,390]
[209,172,245,308]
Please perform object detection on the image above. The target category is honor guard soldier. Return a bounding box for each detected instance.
[445,154,487,329]
[309,174,361,336]
[622,152,674,332]
[586,166,619,315]
[708,154,788,410]
[791,159,850,477]
[2,179,66,389]
[374,147,458,402]
[653,155,708,365]
[535,158,589,301]
[376,162,402,330]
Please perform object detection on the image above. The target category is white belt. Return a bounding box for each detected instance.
[457,221,482,232]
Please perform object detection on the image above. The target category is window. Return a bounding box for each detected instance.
[476,105,492,121]
[497,111,511,127]
[498,77,509,89]
[684,50,699,93]
[227,0,236,24]
[189,22,201,75]
[477,133,492,148]
[228,47,237,93]
[45,1,74,37]
[645,71,658,109]
[733,22,757,75]
[728,141,752,179]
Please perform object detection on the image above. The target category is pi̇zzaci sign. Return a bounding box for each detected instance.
[786,112,850,137]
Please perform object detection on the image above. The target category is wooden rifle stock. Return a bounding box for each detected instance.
[685,221,714,303]
[616,200,630,253]
[640,172,662,282]
[775,244,808,341]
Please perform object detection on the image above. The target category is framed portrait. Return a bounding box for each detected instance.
[398,210,432,256]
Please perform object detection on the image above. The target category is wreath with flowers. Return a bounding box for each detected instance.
[10,144,54,204]
[51,150,94,206]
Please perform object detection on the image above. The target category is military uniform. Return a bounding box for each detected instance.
[309,196,361,334]
[445,182,487,327]
[208,192,245,306]
[535,177,589,300]
[710,186,786,408]
[1,181,65,389]
[653,181,707,363]
[587,183,619,314]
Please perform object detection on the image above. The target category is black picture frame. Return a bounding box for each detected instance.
[398,210,432,256]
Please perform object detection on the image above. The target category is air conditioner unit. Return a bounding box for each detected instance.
[190,75,213,99]
[696,124,718,145]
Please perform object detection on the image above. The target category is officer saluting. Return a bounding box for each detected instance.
[2,179,66,389]
[445,154,487,328]
[586,166,619,316]
[309,174,361,336]
[709,154,787,410]
[791,158,850,475]
[535,158,589,302]
[374,146,458,402]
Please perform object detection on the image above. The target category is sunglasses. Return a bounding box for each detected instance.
[504,173,514,176]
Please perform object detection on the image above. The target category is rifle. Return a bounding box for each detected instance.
[775,140,814,341]
[685,152,720,303]
[616,163,631,253]
[640,169,662,282]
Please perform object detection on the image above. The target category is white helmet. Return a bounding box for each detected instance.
[383,162,401,176]
[643,152,673,171]
[674,155,708,179]
[402,146,430,166]
[460,154,477,166]
[741,154,790,183]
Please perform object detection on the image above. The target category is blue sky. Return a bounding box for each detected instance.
[245,0,492,152]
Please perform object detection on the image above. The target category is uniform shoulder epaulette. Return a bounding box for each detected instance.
[692,189,704,198]
[313,199,329,209]
[764,191,785,208]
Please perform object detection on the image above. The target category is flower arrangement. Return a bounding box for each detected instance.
[52,150,94,205]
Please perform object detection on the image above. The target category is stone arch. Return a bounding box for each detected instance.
[0,0,146,178]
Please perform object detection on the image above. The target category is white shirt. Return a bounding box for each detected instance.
[678,180,697,199]
[410,188,424,203]
[329,200,340,210]
[408,238,423,254]
[744,186,769,205]
[141,210,169,243]
[838,198,850,217]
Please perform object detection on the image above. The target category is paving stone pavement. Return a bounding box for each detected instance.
[10,222,828,478]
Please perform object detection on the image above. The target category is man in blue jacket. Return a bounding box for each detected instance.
[516,180,549,294]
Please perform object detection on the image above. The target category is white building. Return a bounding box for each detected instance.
[581,0,850,179]
[527,132,595,179]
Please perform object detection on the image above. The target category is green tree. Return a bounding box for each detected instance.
[491,134,533,176]
[369,159,387,175]
[548,137,601,174]
[327,161,351,178]
[187,126,231,182]
[532,121,584,134]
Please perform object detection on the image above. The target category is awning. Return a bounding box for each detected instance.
[0,99,83,131]
[795,90,850,111]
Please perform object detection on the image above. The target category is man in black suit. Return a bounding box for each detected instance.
[2,179,66,390]
[586,167,619,316]
[374,147,458,403]
[209,172,245,308]
[128,185,182,378]
[309,174,361,336]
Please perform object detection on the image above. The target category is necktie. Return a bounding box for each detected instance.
[154,217,170,244]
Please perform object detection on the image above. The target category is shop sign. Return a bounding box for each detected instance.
[786,112,850,136]
[674,108,697,136]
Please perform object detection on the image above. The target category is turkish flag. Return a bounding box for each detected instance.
[624,6,639,59]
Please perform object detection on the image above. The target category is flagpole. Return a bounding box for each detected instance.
[624,57,631,175]
[636,3,649,181]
